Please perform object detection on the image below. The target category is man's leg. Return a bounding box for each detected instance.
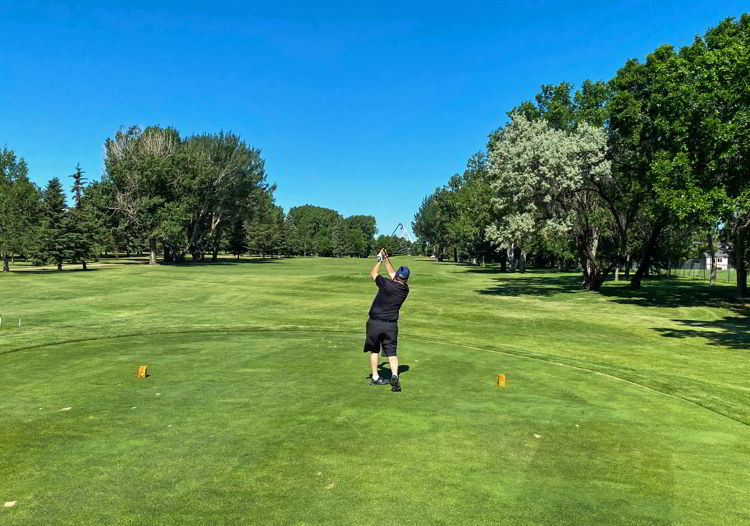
[365,320,389,385]
[383,324,401,392]
[387,355,399,379]
[370,351,380,378]
[369,350,389,385]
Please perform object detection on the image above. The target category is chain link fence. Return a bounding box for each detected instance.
[669,260,737,284]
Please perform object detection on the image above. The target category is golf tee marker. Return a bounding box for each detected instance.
[137,366,149,378]
[495,374,506,387]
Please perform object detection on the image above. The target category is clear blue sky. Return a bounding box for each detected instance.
[1,1,746,237]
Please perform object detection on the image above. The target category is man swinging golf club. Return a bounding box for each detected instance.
[365,248,410,392]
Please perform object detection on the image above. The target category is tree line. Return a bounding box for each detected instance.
[413,14,750,296]
[1,128,396,270]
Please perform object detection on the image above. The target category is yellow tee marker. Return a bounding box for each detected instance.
[495,373,506,387]
[137,366,149,378]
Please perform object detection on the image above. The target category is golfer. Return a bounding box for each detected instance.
[364,248,410,392]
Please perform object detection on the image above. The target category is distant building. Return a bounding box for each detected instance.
[704,252,730,270]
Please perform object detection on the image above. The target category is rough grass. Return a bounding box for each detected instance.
[1,257,749,525]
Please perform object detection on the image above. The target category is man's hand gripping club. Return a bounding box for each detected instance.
[371,248,396,281]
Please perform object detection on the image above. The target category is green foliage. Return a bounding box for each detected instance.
[345,215,377,257]
[412,188,452,260]
[70,163,88,209]
[417,14,750,295]
[105,127,272,263]
[286,205,342,256]
[0,147,41,270]
[375,234,412,256]
[487,113,614,288]
[225,217,248,259]
[247,192,285,258]
[35,178,71,269]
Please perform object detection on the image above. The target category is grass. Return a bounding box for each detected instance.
[1,257,749,525]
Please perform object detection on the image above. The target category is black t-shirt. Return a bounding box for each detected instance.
[369,275,409,321]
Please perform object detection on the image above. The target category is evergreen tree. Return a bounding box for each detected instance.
[36,178,71,270]
[70,163,88,209]
[332,218,351,257]
[66,165,98,269]
[66,199,99,270]
[226,217,248,259]
[1,147,41,271]
[284,217,301,256]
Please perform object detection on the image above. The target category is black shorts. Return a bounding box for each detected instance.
[363,318,399,357]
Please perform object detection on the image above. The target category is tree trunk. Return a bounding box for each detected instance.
[519,251,526,273]
[149,238,158,265]
[453,247,458,262]
[630,223,663,290]
[82,261,88,271]
[588,267,604,291]
[736,226,747,297]
[57,259,63,271]
[624,254,631,279]
[212,247,219,261]
[3,254,9,272]
[708,234,717,287]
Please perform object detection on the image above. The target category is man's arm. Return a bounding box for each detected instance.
[384,253,396,280]
[370,250,384,281]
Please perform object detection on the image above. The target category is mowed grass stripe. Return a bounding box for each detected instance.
[2,257,749,425]
[1,332,749,524]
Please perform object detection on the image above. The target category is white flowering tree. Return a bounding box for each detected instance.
[487,113,617,290]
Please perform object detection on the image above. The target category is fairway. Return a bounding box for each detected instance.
[2,257,749,525]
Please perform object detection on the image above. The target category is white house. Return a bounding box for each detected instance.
[705,252,730,271]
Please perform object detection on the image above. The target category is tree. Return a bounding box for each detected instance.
[247,192,284,258]
[345,215,377,257]
[284,216,301,256]
[226,217,248,259]
[105,127,272,264]
[446,153,494,264]
[286,205,342,256]
[609,37,729,289]
[83,178,134,258]
[332,218,352,257]
[65,165,99,270]
[105,126,180,264]
[413,188,451,260]
[35,178,71,270]
[684,15,750,296]
[1,147,40,271]
[376,234,411,256]
[181,132,270,262]
[487,113,614,290]
[70,163,88,208]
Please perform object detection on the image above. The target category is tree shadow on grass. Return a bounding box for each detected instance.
[652,311,750,350]
[476,272,749,349]
[598,278,742,309]
[164,257,283,266]
[9,267,105,275]
[477,273,583,297]
[595,279,749,350]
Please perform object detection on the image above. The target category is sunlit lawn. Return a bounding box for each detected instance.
[1,257,748,525]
